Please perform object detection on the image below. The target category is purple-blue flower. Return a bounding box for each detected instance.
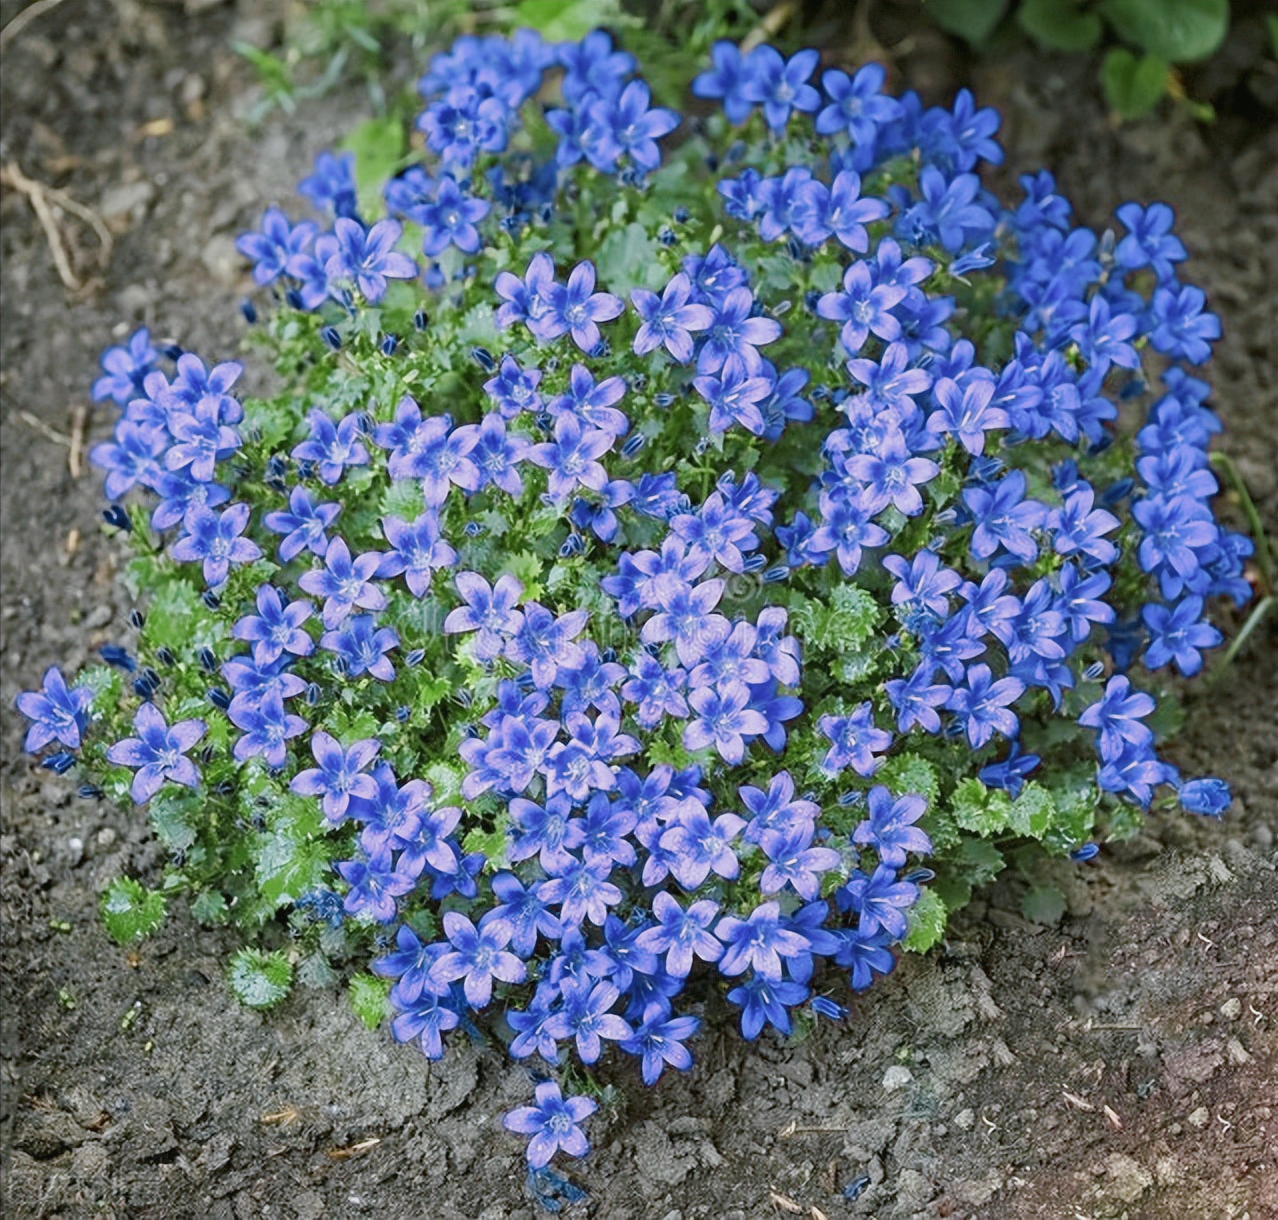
[298,536,387,628]
[503,1081,597,1169]
[263,485,341,561]
[852,786,931,869]
[818,702,892,775]
[170,503,262,586]
[433,910,526,1008]
[103,703,206,803]
[946,663,1025,748]
[292,410,370,485]
[320,614,399,681]
[289,730,381,823]
[233,585,315,664]
[631,272,714,362]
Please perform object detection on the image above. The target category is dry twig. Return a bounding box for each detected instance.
[0,0,73,50]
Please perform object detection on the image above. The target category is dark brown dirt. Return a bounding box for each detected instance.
[2,3,1275,1217]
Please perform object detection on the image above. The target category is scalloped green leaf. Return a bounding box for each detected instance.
[924,0,1009,44]
[228,947,293,1010]
[1101,48,1169,120]
[903,888,948,953]
[348,973,391,1029]
[1099,0,1228,62]
[101,877,167,945]
[1018,0,1103,50]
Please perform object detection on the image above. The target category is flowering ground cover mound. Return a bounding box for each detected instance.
[13,21,1264,1190]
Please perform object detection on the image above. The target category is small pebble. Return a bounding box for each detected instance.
[1187,1107,1210,1129]
[1220,997,1242,1020]
[67,836,84,866]
[97,827,117,848]
[882,1065,914,1092]
[953,1108,976,1130]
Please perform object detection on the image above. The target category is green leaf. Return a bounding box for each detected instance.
[1101,48,1169,120]
[228,947,293,1010]
[101,877,167,944]
[255,832,331,910]
[950,836,1006,887]
[141,579,205,655]
[877,753,941,807]
[1099,0,1228,61]
[516,0,634,41]
[1008,782,1055,838]
[950,777,1012,834]
[340,116,406,220]
[348,973,391,1029]
[148,790,198,852]
[790,584,881,654]
[594,221,663,297]
[190,890,228,925]
[1018,0,1103,50]
[903,888,947,952]
[924,0,1009,43]
[1021,884,1067,925]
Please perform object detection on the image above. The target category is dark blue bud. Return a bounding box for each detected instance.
[657,226,677,246]
[240,298,257,324]
[395,705,410,722]
[514,669,536,691]
[451,687,472,708]
[692,437,710,457]
[1119,378,1147,400]
[100,644,136,672]
[763,565,790,583]
[1070,842,1100,862]
[653,393,675,408]
[469,345,495,371]
[601,647,617,664]
[207,688,231,710]
[128,609,145,630]
[330,655,348,678]
[726,140,746,163]
[198,744,216,764]
[628,373,647,391]
[285,288,305,310]
[460,723,479,739]
[803,290,822,314]
[741,553,767,573]
[462,520,484,538]
[903,868,935,884]
[1082,660,1105,681]
[1102,478,1134,506]
[844,1175,871,1202]
[704,153,719,172]
[538,201,553,223]
[1087,433,1114,457]
[544,356,559,374]
[786,235,804,260]
[102,505,132,532]
[201,590,221,610]
[162,343,183,361]
[320,326,342,351]
[405,649,426,667]
[837,790,864,807]
[155,646,176,667]
[295,459,317,480]
[810,384,830,402]
[558,532,583,558]
[305,682,322,706]
[267,455,287,479]
[413,309,429,331]
[1052,459,1080,492]
[588,339,611,360]
[213,780,235,795]
[621,432,647,458]
[198,647,217,672]
[78,783,104,799]
[673,206,689,224]
[42,752,76,774]
[380,333,399,356]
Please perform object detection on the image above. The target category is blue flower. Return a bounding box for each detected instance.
[92,328,159,406]
[297,151,358,218]
[928,376,1010,456]
[1148,283,1221,366]
[694,354,774,436]
[946,663,1025,748]
[963,469,1046,562]
[433,910,526,1008]
[692,41,756,124]
[1141,595,1221,676]
[236,208,317,286]
[1115,201,1186,282]
[377,513,457,597]
[1078,675,1155,762]
[483,354,543,418]
[698,287,781,374]
[169,504,262,587]
[620,1002,700,1086]
[532,260,624,352]
[792,170,889,251]
[544,978,632,1063]
[320,614,399,681]
[851,786,931,869]
[978,741,1041,798]
[419,175,490,256]
[836,865,918,939]
[742,46,820,131]
[725,972,809,1040]
[817,260,906,355]
[585,80,679,173]
[631,272,714,362]
[715,901,812,980]
[847,432,939,516]
[298,536,387,628]
[443,571,523,660]
[289,730,381,823]
[1047,485,1120,565]
[758,825,841,902]
[336,847,420,923]
[536,856,622,927]
[659,806,745,889]
[835,926,897,991]
[547,364,629,436]
[818,702,892,775]
[90,420,167,501]
[502,1081,597,1169]
[1176,777,1230,818]
[635,891,722,978]
[683,682,769,764]
[105,702,206,804]
[291,410,370,485]
[528,414,614,501]
[16,667,95,753]
[262,485,341,561]
[816,62,901,145]
[897,167,995,254]
[228,687,307,768]
[323,217,417,302]
[232,585,315,664]
[390,988,459,1060]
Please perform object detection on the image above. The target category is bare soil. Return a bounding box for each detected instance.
[2,3,1275,1217]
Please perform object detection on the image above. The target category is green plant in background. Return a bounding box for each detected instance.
[925,0,1231,119]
